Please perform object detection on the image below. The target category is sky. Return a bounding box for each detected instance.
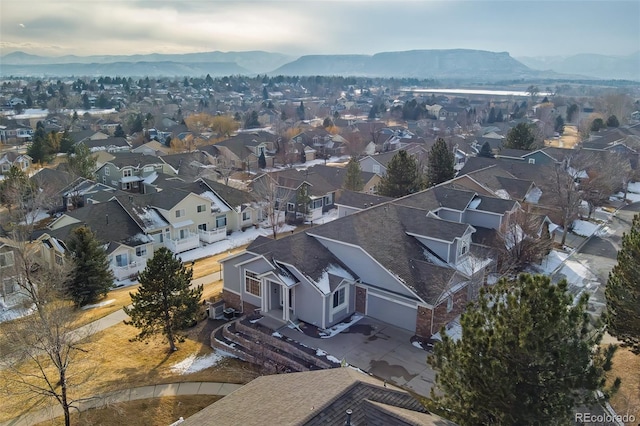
[1,1,638,59]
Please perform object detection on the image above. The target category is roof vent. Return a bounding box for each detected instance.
[344,409,353,426]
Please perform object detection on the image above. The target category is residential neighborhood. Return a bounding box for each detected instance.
[1,67,640,425]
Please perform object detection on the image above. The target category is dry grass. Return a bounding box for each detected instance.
[0,319,260,422]
[35,395,221,426]
[545,125,580,149]
[606,346,640,421]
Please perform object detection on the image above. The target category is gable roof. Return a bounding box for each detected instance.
[102,152,166,169]
[306,164,378,191]
[182,368,453,426]
[335,190,393,210]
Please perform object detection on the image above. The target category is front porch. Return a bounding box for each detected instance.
[198,227,227,244]
[112,257,147,281]
[258,280,296,324]
[164,231,199,253]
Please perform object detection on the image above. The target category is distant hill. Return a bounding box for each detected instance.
[0,50,294,74]
[272,49,547,80]
[517,52,640,81]
[0,48,607,80]
[0,61,251,78]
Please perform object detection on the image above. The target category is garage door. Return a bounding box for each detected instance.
[367,292,417,332]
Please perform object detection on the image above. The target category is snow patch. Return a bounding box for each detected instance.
[81,299,115,310]
[272,331,282,338]
[571,220,600,237]
[319,313,364,338]
[170,351,229,375]
[0,303,36,323]
[412,341,423,349]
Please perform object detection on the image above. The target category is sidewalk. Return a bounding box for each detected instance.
[0,381,242,426]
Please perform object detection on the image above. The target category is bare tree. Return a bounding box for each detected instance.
[579,152,628,218]
[251,174,293,239]
[549,154,587,246]
[0,176,96,426]
[497,209,553,274]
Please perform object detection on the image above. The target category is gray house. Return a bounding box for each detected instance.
[221,184,519,338]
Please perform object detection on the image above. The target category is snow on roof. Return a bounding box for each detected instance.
[311,263,354,294]
[121,175,143,183]
[524,186,542,204]
[456,255,493,277]
[142,172,158,185]
[199,191,231,213]
[133,206,169,231]
[172,219,194,228]
[495,189,511,199]
[432,316,462,342]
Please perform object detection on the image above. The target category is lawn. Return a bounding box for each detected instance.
[0,309,260,423]
[607,345,640,421]
[35,395,221,426]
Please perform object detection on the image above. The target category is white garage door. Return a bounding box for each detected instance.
[367,292,417,332]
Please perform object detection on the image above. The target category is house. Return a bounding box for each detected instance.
[131,140,172,156]
[221,184,518,338]
[95,152,175,192]
[182,368,456,426]
[0,122,33,144]
[359,146,428,177]
[78,136,131,153]
[305,164,381,195]
[214,131,278,171]
[0,152,32,177]
[334,190,393,217]
[0,239,26,310]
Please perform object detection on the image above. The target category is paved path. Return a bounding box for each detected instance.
[1,381,242,426]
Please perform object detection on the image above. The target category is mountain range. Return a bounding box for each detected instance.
[1,49,637,81]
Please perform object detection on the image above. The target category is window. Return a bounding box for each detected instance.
[287,202,295,212]
[245,271,261,296]
[115,253,128,267]
[324,193,333,205]
[215,215,227,228]
[55,253,63,265]
[122,182,131,190]
[332,288,346,309]
[102,176,106,184]
[446,296,453,313]
[143,166,154,172]
[3,277,16,294]
[105,167,110,176]
[179,229,188,239]
[123,169,132,177]
[0,252,14,268]
[136,246,147,257]
[312,199,323,209]
[528,158,536,164]
[198,223,207,231]
[197,204,206,213]
[175,209,185,218]
[242,211,251,221]
[458,238,469,257]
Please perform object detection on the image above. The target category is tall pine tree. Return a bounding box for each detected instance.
[427,138,455,187]
[478,141,494,158]
[66,226,114,306]
[429,274,616,425]
[258,150,267,169]
[124,247,202,351]
[343,157,364,191]
[504,122,537,150]
[377,150,423,197]
[27,121,50,164]
[606,213,640,353]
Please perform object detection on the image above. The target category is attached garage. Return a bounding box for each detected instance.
[366,290,417,332]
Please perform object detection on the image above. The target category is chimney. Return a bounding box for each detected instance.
[344,409,353,426]
[106,214,109,225]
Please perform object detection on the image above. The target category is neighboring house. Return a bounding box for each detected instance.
[131,140,172,156]
[95,152,175,192]
[182,368,456,426]
[0,122,33,144]
[0,239,26,310]
[359,145,428,177]
[78,136,131,153]
[334,190,393,218]
[221,184,518,338]
[214,131,278,171]
[305,164,381,195]
[0,152,32,177]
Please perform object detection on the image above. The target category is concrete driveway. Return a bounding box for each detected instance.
[278,317,435,397]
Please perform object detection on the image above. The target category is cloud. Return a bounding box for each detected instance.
[18,23,25,28]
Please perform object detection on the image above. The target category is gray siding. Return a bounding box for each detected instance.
[325,282,354,328]
[337,205,360,218]
[294,281,325,328]
[367,289,417,332]
[438,209,462,222]
[464,210,501,229]
[414,236,450,262]
[315,238,416,299]
[221,252,255,294]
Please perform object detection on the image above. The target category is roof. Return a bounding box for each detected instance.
[182,368,454,426]
[80,136,130,150]
[306,164,378,191]
[335,190,393,210]
[103,152,166,169]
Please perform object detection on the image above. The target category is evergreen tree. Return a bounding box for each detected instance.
[129,113,144,134]
[27,121,50,164]
[124,247,202,351]
[244,111,261,129]
[478,141,494,158]
[590,118,606,132]
[504,122,537,150]
[296,183,311,216]
[378,150,422,197]
[429,274,616,425]
[554,115,565,133]
[67,143,97,179]
[59,129,75,153]
[262,86,269,100]
[66,226,114,307]
[297,101,305,121]
[566,104,578,122]
[606,115,620,128]
[605,213,640,354]
[487,107,496,123]
[258,150,267,169]
[343,157,364,191]
[114,124,126,138]
[427,138,455,187]
[495,109,504,122]
[300,149,306,163]
[0,165,35,213]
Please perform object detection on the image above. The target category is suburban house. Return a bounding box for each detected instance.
[78,136,131,153]
[289,127,347,157]
[0,122,33,144]
[95,152,175,192]
[214,131,278,171]
[305,164,381,195]
[358,145,428,177]
[182,368,456,426]
[0,152,32,177]
[334,190,393,218]
[220,184,520,339]
[0,239,26,310]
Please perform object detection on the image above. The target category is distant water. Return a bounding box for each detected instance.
[403,88,552,97]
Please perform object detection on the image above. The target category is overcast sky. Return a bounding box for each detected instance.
[1,1,638,58]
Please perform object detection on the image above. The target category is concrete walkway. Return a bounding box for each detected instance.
[1,381,242,426]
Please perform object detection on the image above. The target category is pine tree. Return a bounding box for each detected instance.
[27,121,50,164]
[114,124,126,138]
[495,109,504,122]
[606,213,640,353]
[59,129,75,153]
[258,150,267,169]
[66,226,114,306]
[124,247,202,351]
[429,274,616,425]
[427,138,455,187]
[478,141,494,158]
[487,106,496,123]
[67,143,97,179]
[504,122,537,150]
[343,157,364,191]
[378,150,422,197]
